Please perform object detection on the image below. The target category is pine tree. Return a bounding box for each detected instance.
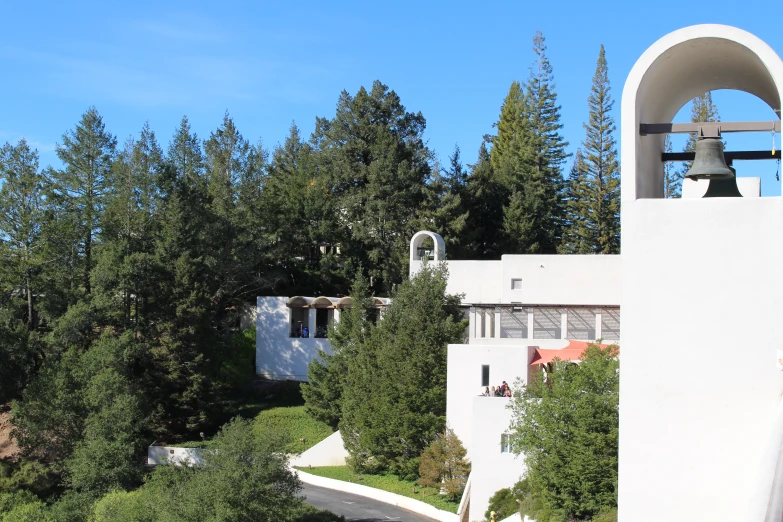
[499,32,569,254]
[490,81,527,183]
[50,107,117,295]
[93,123,164,330]
[313,81,432,294]
[463,142,506,259]
[558,149,587,253]
[562,45,620,254]
[662,136,679,198]
[415,146,469,256]
[0,140,47,329]
[263,122,339,295]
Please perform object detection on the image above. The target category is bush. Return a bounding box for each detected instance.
[90,490,151,522]
[485,484,521,521]
[1,500,54,522]
[418,428,470,500]
[592,507,618,522]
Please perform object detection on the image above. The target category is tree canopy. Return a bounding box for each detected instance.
[508,345,620,521]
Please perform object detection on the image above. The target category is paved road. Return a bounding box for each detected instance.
[301,483,439,522]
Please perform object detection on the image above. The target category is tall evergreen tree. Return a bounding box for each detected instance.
[415,146,469,256]
[0,140,47,328]
[490,81,527,184]
[558,149,587,254]
[496,32,568,254]
[463,141,506,259]
[50,107,117,295]
[93,123,164,330]
[263,122,339,295]
[312,81,432,294]
[562,45,620,254]
[149,117,219,433]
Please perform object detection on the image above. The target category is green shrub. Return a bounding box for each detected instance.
[0,491,39,515]
[90,490,152,522]
[1,500,54,522]
[485,486,520,521]
[290,502,346,522]
[591,507,618,522]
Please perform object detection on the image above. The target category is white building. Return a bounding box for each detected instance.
[256,24,783,522]
[257,230,621,519]
[617,24,783,522]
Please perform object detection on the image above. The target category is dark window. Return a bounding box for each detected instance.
[481,365,490,387]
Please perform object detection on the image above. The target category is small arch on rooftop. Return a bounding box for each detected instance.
[286,296,313,308]
[410,231,446,263]
[311,296,339,308]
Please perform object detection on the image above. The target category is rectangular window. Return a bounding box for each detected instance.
[481,365,490,387]
[501,433,511,453]
[511,278,522,290]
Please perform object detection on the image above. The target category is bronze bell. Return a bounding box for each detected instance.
[703,167,743,198]
[684,138,734,180]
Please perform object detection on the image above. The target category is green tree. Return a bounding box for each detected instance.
[147,116,220,434]
[418,427,470,501]
[313,81,432,293]
[302,274,373,429]
[262,122,340,295]
[662,136,679,198]
[0,310,37,403]
[509,345,620,521]
[0,140,47,329]
[562,45,620,254]
[11,334,146,482]
[340,264,466,478]
[92,123,164,331]
[415,147,469,257]
[49,107,117,295]
[496,32,568,254]
[142,417,301,522]
[463,142,506,259]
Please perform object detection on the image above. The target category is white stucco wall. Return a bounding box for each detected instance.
[446,341,569,457]
[147,446,203,466]
[442,260,503,303]
[469,397,526,522]
[256,297,331,380]
[500,255,621,306]
[618,25,783,522]
[289,430,349,468]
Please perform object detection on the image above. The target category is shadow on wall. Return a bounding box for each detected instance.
[256,297,332,380]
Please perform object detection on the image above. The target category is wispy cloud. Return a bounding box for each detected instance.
[129,19,224,44]
[0,131,56,152]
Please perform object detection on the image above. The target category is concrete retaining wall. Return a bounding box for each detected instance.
[147,446,203,466]
[290,431,348,468]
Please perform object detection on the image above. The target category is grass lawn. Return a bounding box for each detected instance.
[174,405,333,454]
[296,465,460,513]
[253,405,333,454]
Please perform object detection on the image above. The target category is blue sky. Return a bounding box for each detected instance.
[1,1,781,194]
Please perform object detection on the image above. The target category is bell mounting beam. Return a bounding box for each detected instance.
[640,120,780,136]
[662,150,781,163]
